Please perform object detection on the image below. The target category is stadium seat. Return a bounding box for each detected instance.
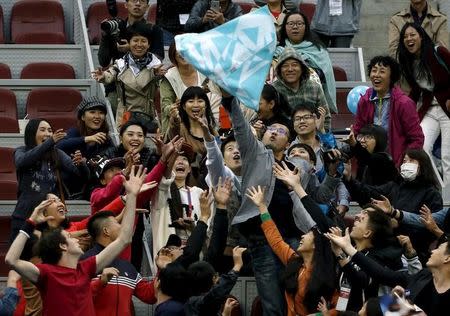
[0,147,16,181]
[333,65,348,81]
[0,117,20,133]
[0,216,12,276]
[45,116,78,131]
[0,5,4,44]
[331,88,354,131]
[0,180,18,200]
[236,1,258,14]
[87,1,128,45]
[0,89,18,120]
[11,0,66,44]
[21,62,76,79]
[26,88,82,120]
[147,3,157,24]
[299,3,316,23]
[0,63,11,79]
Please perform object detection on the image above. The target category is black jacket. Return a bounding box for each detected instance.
[98,18,164,68]
[156,0,198,34]
[348,143,399,186]
[351,251,450,316]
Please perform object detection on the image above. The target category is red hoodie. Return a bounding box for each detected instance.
[90,161,166,214]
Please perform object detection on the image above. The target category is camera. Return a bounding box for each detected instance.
[100,0,122,38]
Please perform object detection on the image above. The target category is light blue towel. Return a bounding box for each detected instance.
[174,6,277,111]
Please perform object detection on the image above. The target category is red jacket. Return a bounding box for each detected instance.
[353,86,424,167]
[90,161,166,214]
[407,46,450,120]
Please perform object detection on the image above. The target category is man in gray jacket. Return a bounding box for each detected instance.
[311,0,362,47]
[185,0,243,32]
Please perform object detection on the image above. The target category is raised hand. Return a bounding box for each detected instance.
[222,297,239,316]
[150,131,164,156]
[342,161,352,181]
[52,129,66,143]
[317,297,330,316]
[29,199,54,224]
[245,186,267,212]
[160,135,183,163]
[71,150,86,166]
[232,246,247,272]
[272,161,301,189]
[153,64,167,77]
[85,132,107,145]
[139,181,158,194]
[199,189,213,223]
[100,267,119,285]
[327,227,345,256]
[325,227,354,256]
[342,124,357,147]
[122,165,146,196]
[252,120,266,139]
[213,177,232,209]
[397,235,416,258]
[420,205,443,237]
[316,106,327,133]
[169,102,181,125]
[116,39,129,53]
[371,195,392,214]
[91,68,105,82]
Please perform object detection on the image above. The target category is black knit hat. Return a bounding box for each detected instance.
[77,96,107,119]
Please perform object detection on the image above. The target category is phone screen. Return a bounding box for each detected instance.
[210,0,220,12]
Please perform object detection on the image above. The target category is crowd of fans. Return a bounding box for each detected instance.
[1,0,450,316]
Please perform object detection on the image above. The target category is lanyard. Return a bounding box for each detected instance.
[186,187,193,218]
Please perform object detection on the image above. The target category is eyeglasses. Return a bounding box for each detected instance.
[267,126,288,135]
[293,114,315,122]
[286,21,305,28]
[356,134,375,141]
[128,0,147,4]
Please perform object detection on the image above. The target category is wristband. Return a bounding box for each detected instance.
[21,220,36,237]
[260,212,271,222]
[390,209,398,218]
[26,218,36,227]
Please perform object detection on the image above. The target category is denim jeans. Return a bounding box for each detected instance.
[248,235,299,316]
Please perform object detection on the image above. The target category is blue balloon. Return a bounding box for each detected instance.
[346,85,370,115]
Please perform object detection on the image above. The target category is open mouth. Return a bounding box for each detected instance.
[175,165,186,172]
[191,108,202,117]
[129,141,141,148]
[232,154,240,161]
[57,205,67,215]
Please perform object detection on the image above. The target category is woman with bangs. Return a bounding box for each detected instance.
[159,42,221,134]
[397,22,450,187]
[166,86,218,187]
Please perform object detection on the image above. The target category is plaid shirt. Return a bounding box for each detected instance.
[273,77,331,131]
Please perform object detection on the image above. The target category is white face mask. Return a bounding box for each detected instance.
[400,162,419,181]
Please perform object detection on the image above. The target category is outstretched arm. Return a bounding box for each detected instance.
[5,200,54,283]
[96,165,145,273]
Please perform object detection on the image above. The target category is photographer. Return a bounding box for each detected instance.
[185,0,243,33]
[98,0,164,115]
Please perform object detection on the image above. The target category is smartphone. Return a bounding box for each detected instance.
[210,0,220,12]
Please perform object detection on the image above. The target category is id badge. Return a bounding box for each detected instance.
[329,0,343,16]
[336,279,351,311]
[179,14,189,25]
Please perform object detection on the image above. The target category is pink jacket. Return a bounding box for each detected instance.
[353,86,424,167]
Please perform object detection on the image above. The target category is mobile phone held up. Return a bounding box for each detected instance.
[210,0,220,12]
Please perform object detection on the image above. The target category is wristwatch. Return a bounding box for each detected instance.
[336,253,348,261]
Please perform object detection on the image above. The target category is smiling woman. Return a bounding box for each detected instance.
[12,119,90,242]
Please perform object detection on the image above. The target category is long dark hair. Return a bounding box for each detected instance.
[23,118,60,171]
[404,149,440,188]
[77,113,109,137]
[179,86,216,133]
[281,228,337,312]
[260,84,292,117]
[279,11,324,49]
[397,22,433,85]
